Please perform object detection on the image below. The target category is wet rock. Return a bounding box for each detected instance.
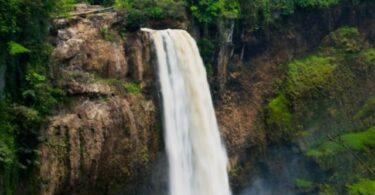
[39,4,159,195]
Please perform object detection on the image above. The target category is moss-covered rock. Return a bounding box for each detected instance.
[262,26,375,194]
[286,55,338,98]
[266,94,293,141]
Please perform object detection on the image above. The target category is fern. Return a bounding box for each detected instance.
[8,41,30,55]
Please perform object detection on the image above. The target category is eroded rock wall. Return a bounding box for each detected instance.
[39,5,159,195]
[38,3,375,194]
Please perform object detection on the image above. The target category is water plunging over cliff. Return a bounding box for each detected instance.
[143,28,231,195]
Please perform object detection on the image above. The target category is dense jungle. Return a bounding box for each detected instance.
[0,0,374,194]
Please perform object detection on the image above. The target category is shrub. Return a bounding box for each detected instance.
[354,96,375,121]
[295,179,314,191]
[286,55,337,98]
[322,27,362,53]
[23,69,62,115]
[356,48,375,71]
[53,0,76,17]
[297,0,341,7]
[238,0,345,29]
[348,179,375,195]
[115,0,185,31]
[307,126,375,157]
[0,102,16,166]
[189,0,240,24]
[266,94,293,140]
[8,41,30,55]
[197,38,215,76]
[100,27,117,42]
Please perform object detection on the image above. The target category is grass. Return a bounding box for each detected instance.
[123,82,141,94]
[94,74,142,95]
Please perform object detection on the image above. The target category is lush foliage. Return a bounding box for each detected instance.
[188,0,240,24]
[286,56,337,98]
[197,38,215,76]
[238,0,356,28]
[348,179,375,195]
[266,94,293,141]
[307,127,375,157]
[294,178,313,190]
[0,0,68,192]
[265,27,375,194]
[115,0,186,31]
[8,41,30,56]
[354,96,375,121]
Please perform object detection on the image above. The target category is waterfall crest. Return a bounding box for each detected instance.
[143,28,231,195]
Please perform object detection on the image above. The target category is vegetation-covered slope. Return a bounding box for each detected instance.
[264,27,375,194]
[0,0,375,194]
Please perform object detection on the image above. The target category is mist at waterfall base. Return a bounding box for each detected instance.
[239,145,325,195]
[143,29,231,195]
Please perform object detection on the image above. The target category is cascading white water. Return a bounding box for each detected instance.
[143,28,231,195]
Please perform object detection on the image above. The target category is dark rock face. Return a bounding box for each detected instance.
[39,6,160,195]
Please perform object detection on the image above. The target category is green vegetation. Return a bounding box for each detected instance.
[123,82,141,94]
[115,0,185,31]
[322,27,362,53]
[197,38,215,77]
[239,0,359,29]
[286,56,337,98]
[266,26,375,194]
[8,42,30,56]
[360,48,375,64]
[0,0,68,192]
[0,0,374,193]
[100,27,117,42]
[357,48,375,71]
[95,75,141,95]
[307,127,375,157]
[188,0,240,24]
[266,94,293,141]
[295,178,314,190]
[348,179,375,195]
[354,96,375,120]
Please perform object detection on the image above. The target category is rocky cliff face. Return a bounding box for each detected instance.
[37,3,375,194]
[213,3,375,190]
[39,5,160,195]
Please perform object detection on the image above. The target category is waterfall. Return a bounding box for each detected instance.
[143,28,231,195]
